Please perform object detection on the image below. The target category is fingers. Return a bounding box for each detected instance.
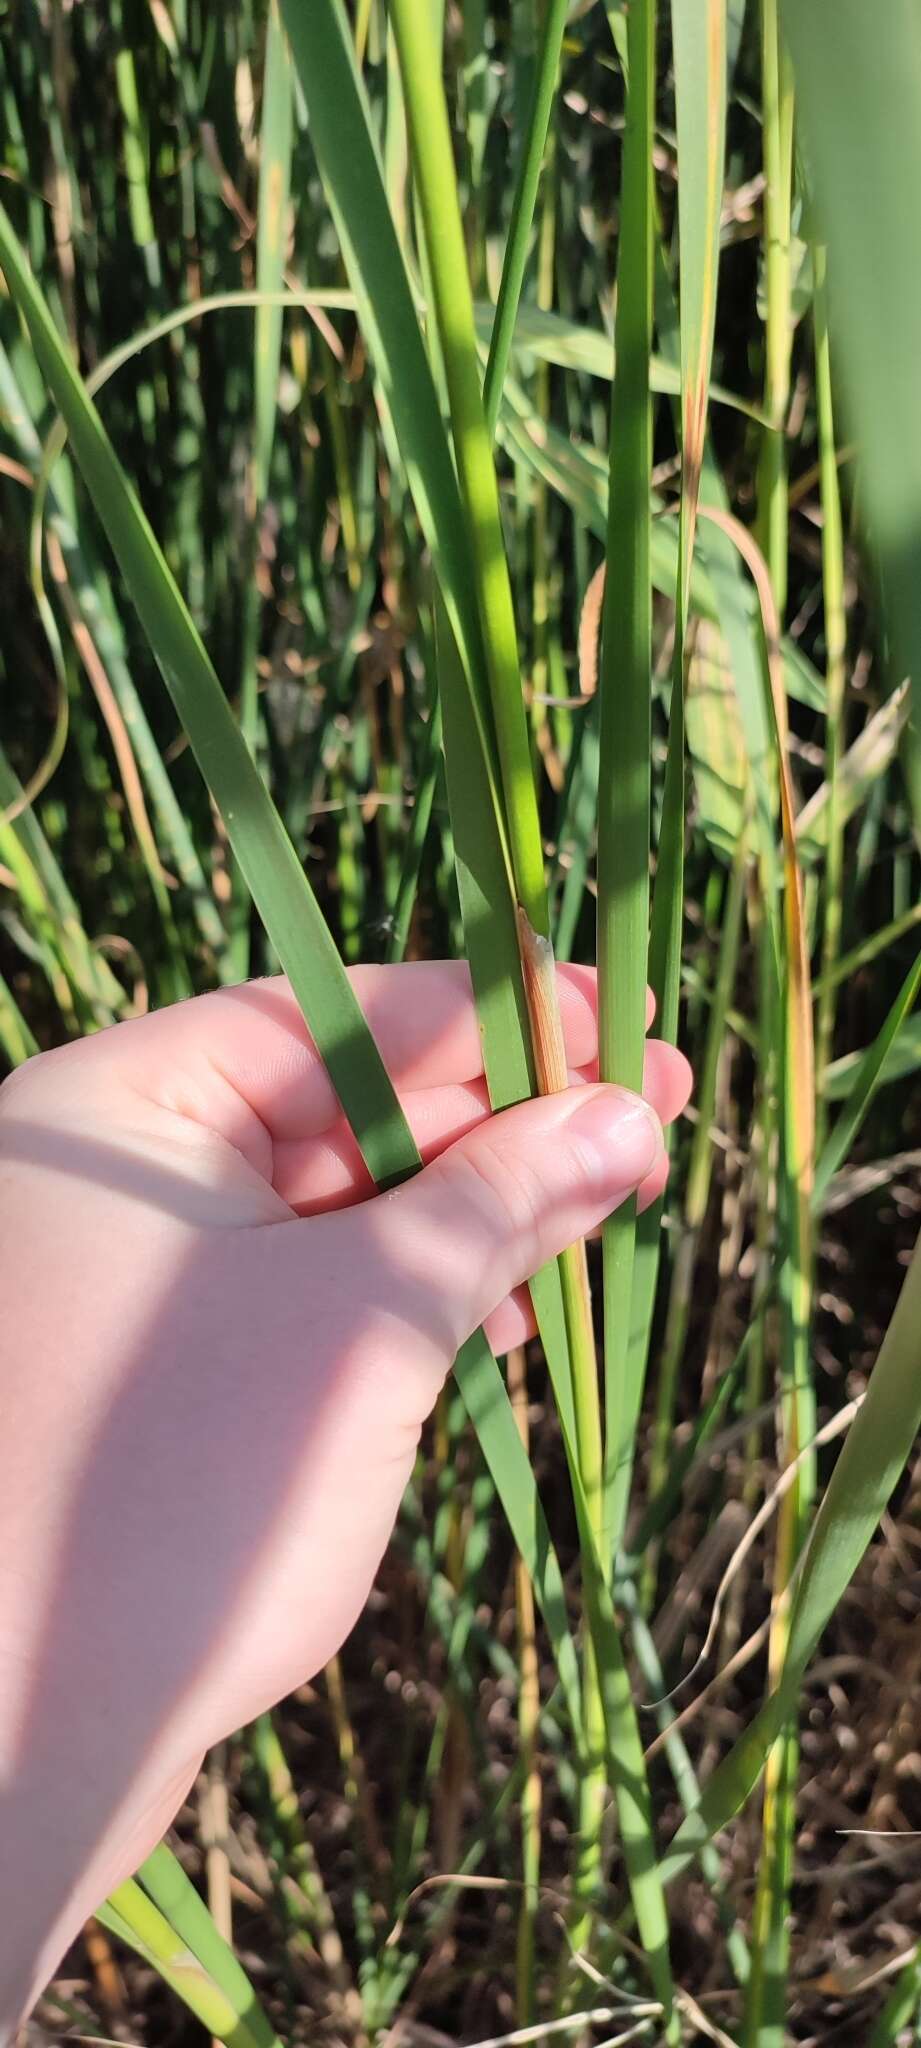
[369,1083,665,1354]
[484,1285,535,1356]
[80,962,590,1148]
[275,1076,493,1213]
[83,962,658,1154]
[642,1039,693,1128]
[276,1039,691,1215]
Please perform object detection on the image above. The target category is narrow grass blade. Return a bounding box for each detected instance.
[813,945,921,1208]
[618,0,728,1546]
[254,0,293,504]
[482,0,569,436]
[0,740,124,1027]
[661,1228,921,1883]
[392,26,673,1975]
[389,0,545,930]
[811,238,848,1155]
[0,208,416,1182]
[694,511,815,2042]
[756,0,794,621]
[138,1843,279,2040]
[475,301,766,423]
[96,1878,281,2048]
[596,0,657,1559]
[233,0,295,974]
[662,0,729,975]
[868,1947,921,2048]
[796,683,909,869]
[386,694,442,964]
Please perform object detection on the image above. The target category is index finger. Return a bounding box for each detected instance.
[112,961,654,1144]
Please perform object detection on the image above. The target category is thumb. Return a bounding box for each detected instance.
[372,1083,664,1352]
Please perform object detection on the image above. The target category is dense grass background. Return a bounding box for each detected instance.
[2,1,921,2043]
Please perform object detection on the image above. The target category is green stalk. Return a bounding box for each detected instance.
[389,0,546,929]
[608,0,728,1548]
[813,901,921,995]
[112,21,161,291]
[96,1878,280,2048]
[642,832,746,1610]
[392,9,621,1949]
[528,134,555,780]
[386,695,442,963]
[481,0,569,438]
[813,944,921,1209]
[585,0,677,1998]
[234,0,295,978]
[596,0,656,1559]
[756,0,794,618]
[745,24,809,2039]
[508,1345,541,2026]
[436,597,675,2016]
[812,241,847,1154]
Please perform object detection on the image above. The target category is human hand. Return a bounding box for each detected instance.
[0,962,690,2025]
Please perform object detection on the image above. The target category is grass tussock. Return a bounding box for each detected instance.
[1,2,920,2042]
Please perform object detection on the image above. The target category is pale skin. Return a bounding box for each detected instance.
[0,960,691,2033]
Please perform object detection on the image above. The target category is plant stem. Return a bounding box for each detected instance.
[756,0,794,619]
[390,0,546,931]
[482,0,569,438]
[642,833,747,1611]
[509,1345,542,2026]
[597,0,656,1559]
[812,240,848,1154]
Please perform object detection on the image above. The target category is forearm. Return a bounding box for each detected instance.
[0,1746,199,2041]
[0,1148,198,2036]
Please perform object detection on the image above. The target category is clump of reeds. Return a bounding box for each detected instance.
[1,0,920,2039]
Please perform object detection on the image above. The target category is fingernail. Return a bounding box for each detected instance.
[565,1086,663,1188]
